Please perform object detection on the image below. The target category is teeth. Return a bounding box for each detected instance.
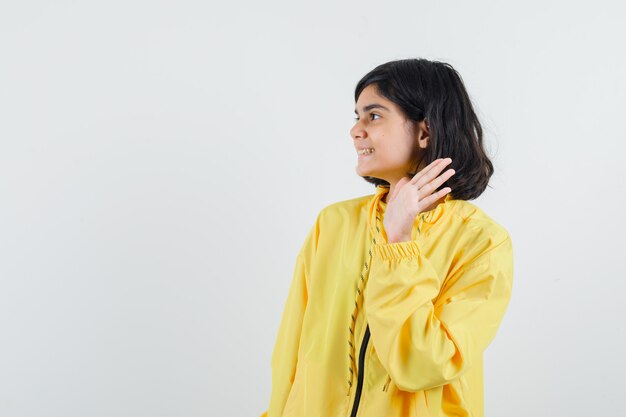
[358,148,374,155]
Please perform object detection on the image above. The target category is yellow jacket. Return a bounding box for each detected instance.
[261,184,514,417]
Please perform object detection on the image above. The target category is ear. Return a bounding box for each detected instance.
[416,119,430,149]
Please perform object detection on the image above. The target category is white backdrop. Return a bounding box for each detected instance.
[1,1,625,416]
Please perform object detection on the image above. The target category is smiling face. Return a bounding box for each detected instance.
[350,84,430,184]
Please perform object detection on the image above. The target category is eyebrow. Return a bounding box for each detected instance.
[354,103,390,115]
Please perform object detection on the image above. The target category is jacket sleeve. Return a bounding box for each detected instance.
[261,214,320,417]
[363,233,514,392]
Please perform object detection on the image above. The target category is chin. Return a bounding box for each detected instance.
[356,165,383,177]
[355,167,373,177]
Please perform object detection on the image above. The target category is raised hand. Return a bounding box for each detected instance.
[383,158,456,243]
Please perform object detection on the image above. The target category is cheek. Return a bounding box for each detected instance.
[379,139,412,161]
[397,137,417,158]
[377,146,405,165]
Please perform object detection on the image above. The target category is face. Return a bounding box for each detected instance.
[350,84,429,183]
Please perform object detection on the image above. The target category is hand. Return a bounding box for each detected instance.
[383,158,456,243]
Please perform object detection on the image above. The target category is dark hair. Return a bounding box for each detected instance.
[354,58,493,200]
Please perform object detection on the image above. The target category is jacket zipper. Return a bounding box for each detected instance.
[349,324,370,417]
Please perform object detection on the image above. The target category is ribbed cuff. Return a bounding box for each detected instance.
[373,240,421,260]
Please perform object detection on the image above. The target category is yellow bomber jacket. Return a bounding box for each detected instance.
[261,184,514,417]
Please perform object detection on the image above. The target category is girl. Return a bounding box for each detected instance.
[261,58,514,417]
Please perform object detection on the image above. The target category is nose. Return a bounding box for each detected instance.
[350,119,366,141]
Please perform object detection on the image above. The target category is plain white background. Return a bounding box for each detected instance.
[1,1,625,416]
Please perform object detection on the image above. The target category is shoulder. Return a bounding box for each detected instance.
[316,193,373,223]
[299,194,372,255]
[447,199,512,249]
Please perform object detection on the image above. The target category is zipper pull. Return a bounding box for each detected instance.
[382,374,391,392]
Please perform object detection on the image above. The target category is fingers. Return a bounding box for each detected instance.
[410,158,450,185]
[418,187,452,209]
[411,158,453,189]
[419,166,455,197]
[409,158,456,209]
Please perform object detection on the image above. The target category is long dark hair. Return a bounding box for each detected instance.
[354,58,493,200]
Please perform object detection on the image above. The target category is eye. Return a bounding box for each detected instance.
[353,113,381,121]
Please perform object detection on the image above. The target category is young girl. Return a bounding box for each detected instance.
[260,58,514,417]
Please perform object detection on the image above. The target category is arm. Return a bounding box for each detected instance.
[364,233,514,392]
[261,215,319,417]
